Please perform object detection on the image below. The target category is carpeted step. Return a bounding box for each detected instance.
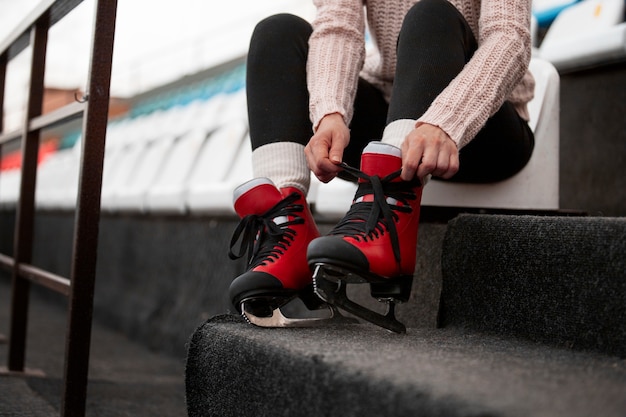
[440,214,626,358]
[0,378,57,417]
[185,315,626,417]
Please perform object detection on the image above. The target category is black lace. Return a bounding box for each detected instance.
[228,192,304,268]
[330,162,421,266]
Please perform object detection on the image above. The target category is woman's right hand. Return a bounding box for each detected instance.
[305,113,350,183]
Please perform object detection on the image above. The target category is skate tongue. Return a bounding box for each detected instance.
[233,178,283,217]
[360,142,402,179]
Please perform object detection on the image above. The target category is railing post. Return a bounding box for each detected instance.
[7,12,50,372]
[0,54,5,244]
[0,52,6,133]
[0,52,5,346]
[60,0,117,415]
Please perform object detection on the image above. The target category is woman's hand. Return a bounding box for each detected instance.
[305,113,350,183]
[401,122,459,181]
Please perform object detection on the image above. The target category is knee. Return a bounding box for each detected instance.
[399,0,475,55]
[406,0,455,17]
[251,14,312,47]
[402,0,462,30]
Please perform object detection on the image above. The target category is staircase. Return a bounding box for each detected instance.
[185,214,626,417]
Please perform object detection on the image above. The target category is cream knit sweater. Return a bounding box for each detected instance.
[307,0,535,149]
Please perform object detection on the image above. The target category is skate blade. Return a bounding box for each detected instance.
[241,301,351,328]
[312,264,407,334]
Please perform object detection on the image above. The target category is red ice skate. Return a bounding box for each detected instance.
[228,178,335,327]
[307,142,423,333]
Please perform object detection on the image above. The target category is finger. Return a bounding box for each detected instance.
[307,137,329,164]
[431,149,451,178]
[440,152,460,179]
[304,143,318,174]
[307,141,343,183]
[401,140,424,181]
[328,140,344,165]
[416,150,438,179]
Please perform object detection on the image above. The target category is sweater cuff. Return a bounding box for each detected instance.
[311,104,352,132]
[417,102,470,150]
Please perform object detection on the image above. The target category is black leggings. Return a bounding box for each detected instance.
[246,0,534,183]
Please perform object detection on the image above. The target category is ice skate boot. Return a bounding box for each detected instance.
[307,142,422,333]
[228,178,336,327]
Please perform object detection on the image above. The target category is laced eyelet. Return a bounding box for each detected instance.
[228,192,305,268]
[329,163,421,266]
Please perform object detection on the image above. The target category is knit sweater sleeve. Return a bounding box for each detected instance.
[417,0,532,149]
[307,0,366,131]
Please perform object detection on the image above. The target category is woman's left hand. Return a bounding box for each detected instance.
[400,123,459,181]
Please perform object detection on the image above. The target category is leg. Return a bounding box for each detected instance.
[308,141,422,333]
[230,15,330,326]
[448,102,535,182]
[387,0,477,123]
[309,0,471,331]
[246,14,313,194]
[384,0,534,182]
[246,14,312,148]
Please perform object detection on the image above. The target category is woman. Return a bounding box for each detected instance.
[228,0,535,331]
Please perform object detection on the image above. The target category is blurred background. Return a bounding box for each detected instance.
[0,0,314,132]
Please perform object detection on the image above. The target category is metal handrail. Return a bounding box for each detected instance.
[0,1,117,416]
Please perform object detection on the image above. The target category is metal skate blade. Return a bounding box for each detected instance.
[241,301,341,328]
[312,264,407,334]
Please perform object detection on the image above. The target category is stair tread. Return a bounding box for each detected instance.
[186,315,626,417]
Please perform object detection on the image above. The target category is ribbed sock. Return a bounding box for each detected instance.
[252,142,310,195]
[381,119,416,149]
[381,119,431,184]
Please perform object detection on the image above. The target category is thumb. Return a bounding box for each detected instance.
[328,142,344,165]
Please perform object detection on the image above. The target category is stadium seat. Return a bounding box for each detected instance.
[0,168,20,208]
[185,120,249,215]
[539,0,626,71]
[35,145,81,209]
[101,113,161,211]
[532,0,581,27]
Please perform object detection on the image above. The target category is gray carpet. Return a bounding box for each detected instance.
[559,61,626,216]
[0,276,187,416]
[186,315,626,417]
[0,378,56,417]
[441,214,626,357]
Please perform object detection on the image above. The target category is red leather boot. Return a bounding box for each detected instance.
[307,142,423,333]
[228,178,325,326]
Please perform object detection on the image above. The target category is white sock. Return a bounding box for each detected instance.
[381,119,416,149]
[380,119,431,185]
[252,142,310,195]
